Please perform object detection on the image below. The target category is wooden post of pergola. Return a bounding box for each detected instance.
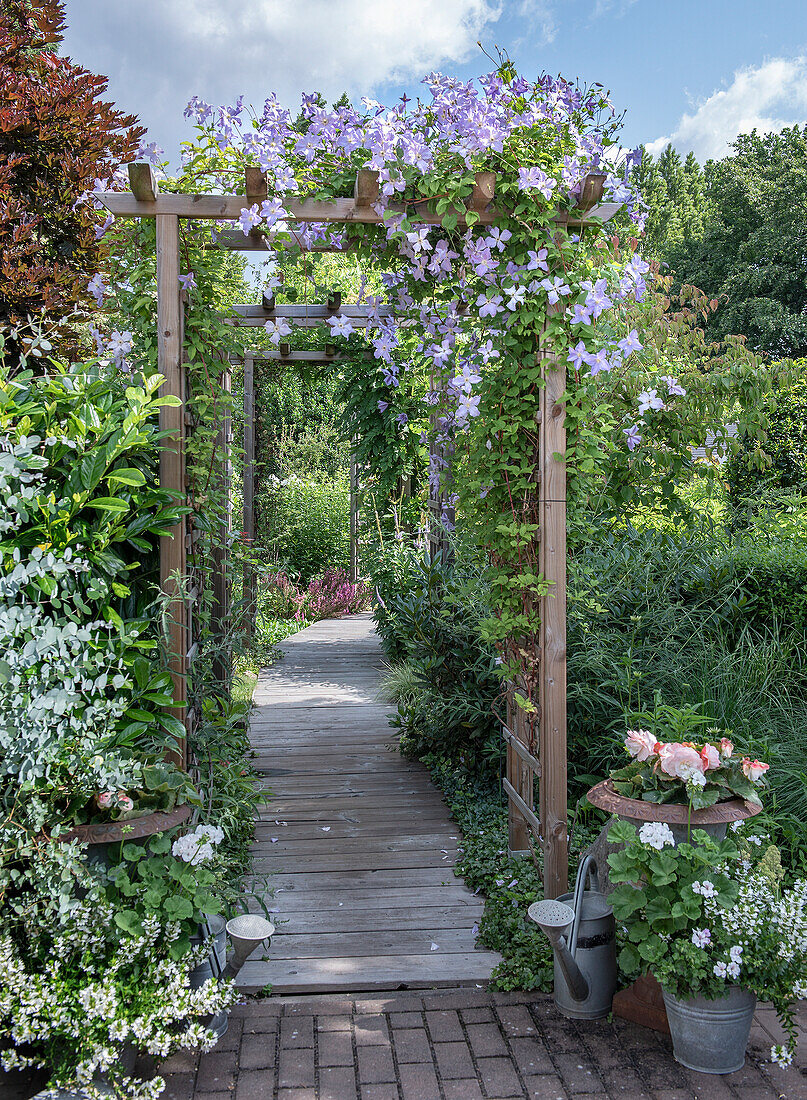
[97,165,617,900]
[242,353,256,640]
[152,180,187,768]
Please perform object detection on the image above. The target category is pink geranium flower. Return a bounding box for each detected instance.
[625,729,658,762]
[742,759,770,783]
[97,791,114,808]
[720,738,734,758]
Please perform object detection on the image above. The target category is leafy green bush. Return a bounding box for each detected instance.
[0,358,190,830]
[726,359,807,505]
[258,474,349,584]
[373,550,501,767]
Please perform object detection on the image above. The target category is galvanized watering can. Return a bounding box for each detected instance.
[528,854,617,1020]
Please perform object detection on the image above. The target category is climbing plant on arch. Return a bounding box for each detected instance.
[93,65,767,897]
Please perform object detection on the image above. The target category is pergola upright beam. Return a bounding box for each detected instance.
[538,323,568,899]
[156,213,187,768]
[210,358,232,691]
[242,354,256,640]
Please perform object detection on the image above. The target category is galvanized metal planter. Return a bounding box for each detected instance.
[662,987,757,1074]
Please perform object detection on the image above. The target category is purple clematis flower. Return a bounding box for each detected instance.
[623,425,642,451]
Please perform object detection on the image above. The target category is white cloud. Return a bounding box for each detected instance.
[592,0,639,18]
[646,56,807,162]
[517,0,558,44]
[61,0,504,161]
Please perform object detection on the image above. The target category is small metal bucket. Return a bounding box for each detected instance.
[662,987,756,1074]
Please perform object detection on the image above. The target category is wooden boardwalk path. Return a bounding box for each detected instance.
[239,613,501,993]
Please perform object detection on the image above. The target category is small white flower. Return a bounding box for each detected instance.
[771,1044,793,1067]
[691,928,711,948]
[713,961,727,978]
[638,822,676,850]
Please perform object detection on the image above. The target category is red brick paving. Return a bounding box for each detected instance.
[160,989,807,1099]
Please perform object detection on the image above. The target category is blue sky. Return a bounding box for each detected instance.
[62,0,807,167]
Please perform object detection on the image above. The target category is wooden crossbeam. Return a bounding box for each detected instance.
[128,162,159,201]
[210,229,356,253]
[228,350,347,365]
[95,186,621,227]
[233,303,390,319]
[226,302,390,329]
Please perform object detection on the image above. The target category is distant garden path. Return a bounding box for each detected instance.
[239,613,501,992]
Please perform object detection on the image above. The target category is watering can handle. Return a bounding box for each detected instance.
[568,854,598,958]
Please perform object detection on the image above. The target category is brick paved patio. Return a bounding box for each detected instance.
[160,989,807,1099]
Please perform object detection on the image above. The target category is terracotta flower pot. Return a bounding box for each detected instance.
[55,804,193,867]
[586,779,761,844]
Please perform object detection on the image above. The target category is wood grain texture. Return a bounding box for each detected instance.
[156,214,186,768]
[96,189,622,227]
[240,613,500,993]
[538,313,569,899]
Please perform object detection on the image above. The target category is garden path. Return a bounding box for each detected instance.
[239,613,501,993]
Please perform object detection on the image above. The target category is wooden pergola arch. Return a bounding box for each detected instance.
[98,162,620,898]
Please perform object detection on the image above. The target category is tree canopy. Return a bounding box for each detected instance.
[635,127,807,360]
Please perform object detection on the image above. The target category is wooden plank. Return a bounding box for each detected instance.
[229,350,344,364]
[538,303,569,899]
[242,354,255,640]
[128,162,158,201]
[252,850,457,873]
[269,928,479,959]
[249,885,480,910]
[96,190,622,227]
[506,691,533,855]
[156,213,186,769]
[210,228,356,253]
[244,166,267,205]
[238,952,497,994]
[270,906,482,933]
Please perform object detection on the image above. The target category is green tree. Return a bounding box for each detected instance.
[640,128,807,358]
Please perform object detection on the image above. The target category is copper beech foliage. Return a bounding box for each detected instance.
[0,0,144,344]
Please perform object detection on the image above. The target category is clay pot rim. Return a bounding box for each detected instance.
[55,803,193,845]
[586,780,762,824]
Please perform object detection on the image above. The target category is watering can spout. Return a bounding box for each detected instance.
[527,900,589,1002]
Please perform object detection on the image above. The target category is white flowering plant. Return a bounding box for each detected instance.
[607,818,807,1066]
[609,697,769,810]
[103,825,226,957]
[0,847,238,1100]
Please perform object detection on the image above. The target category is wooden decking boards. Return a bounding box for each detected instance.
[238,612,501,993]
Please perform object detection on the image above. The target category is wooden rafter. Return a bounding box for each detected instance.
[226,302,390,329]
[96,166,622,227]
